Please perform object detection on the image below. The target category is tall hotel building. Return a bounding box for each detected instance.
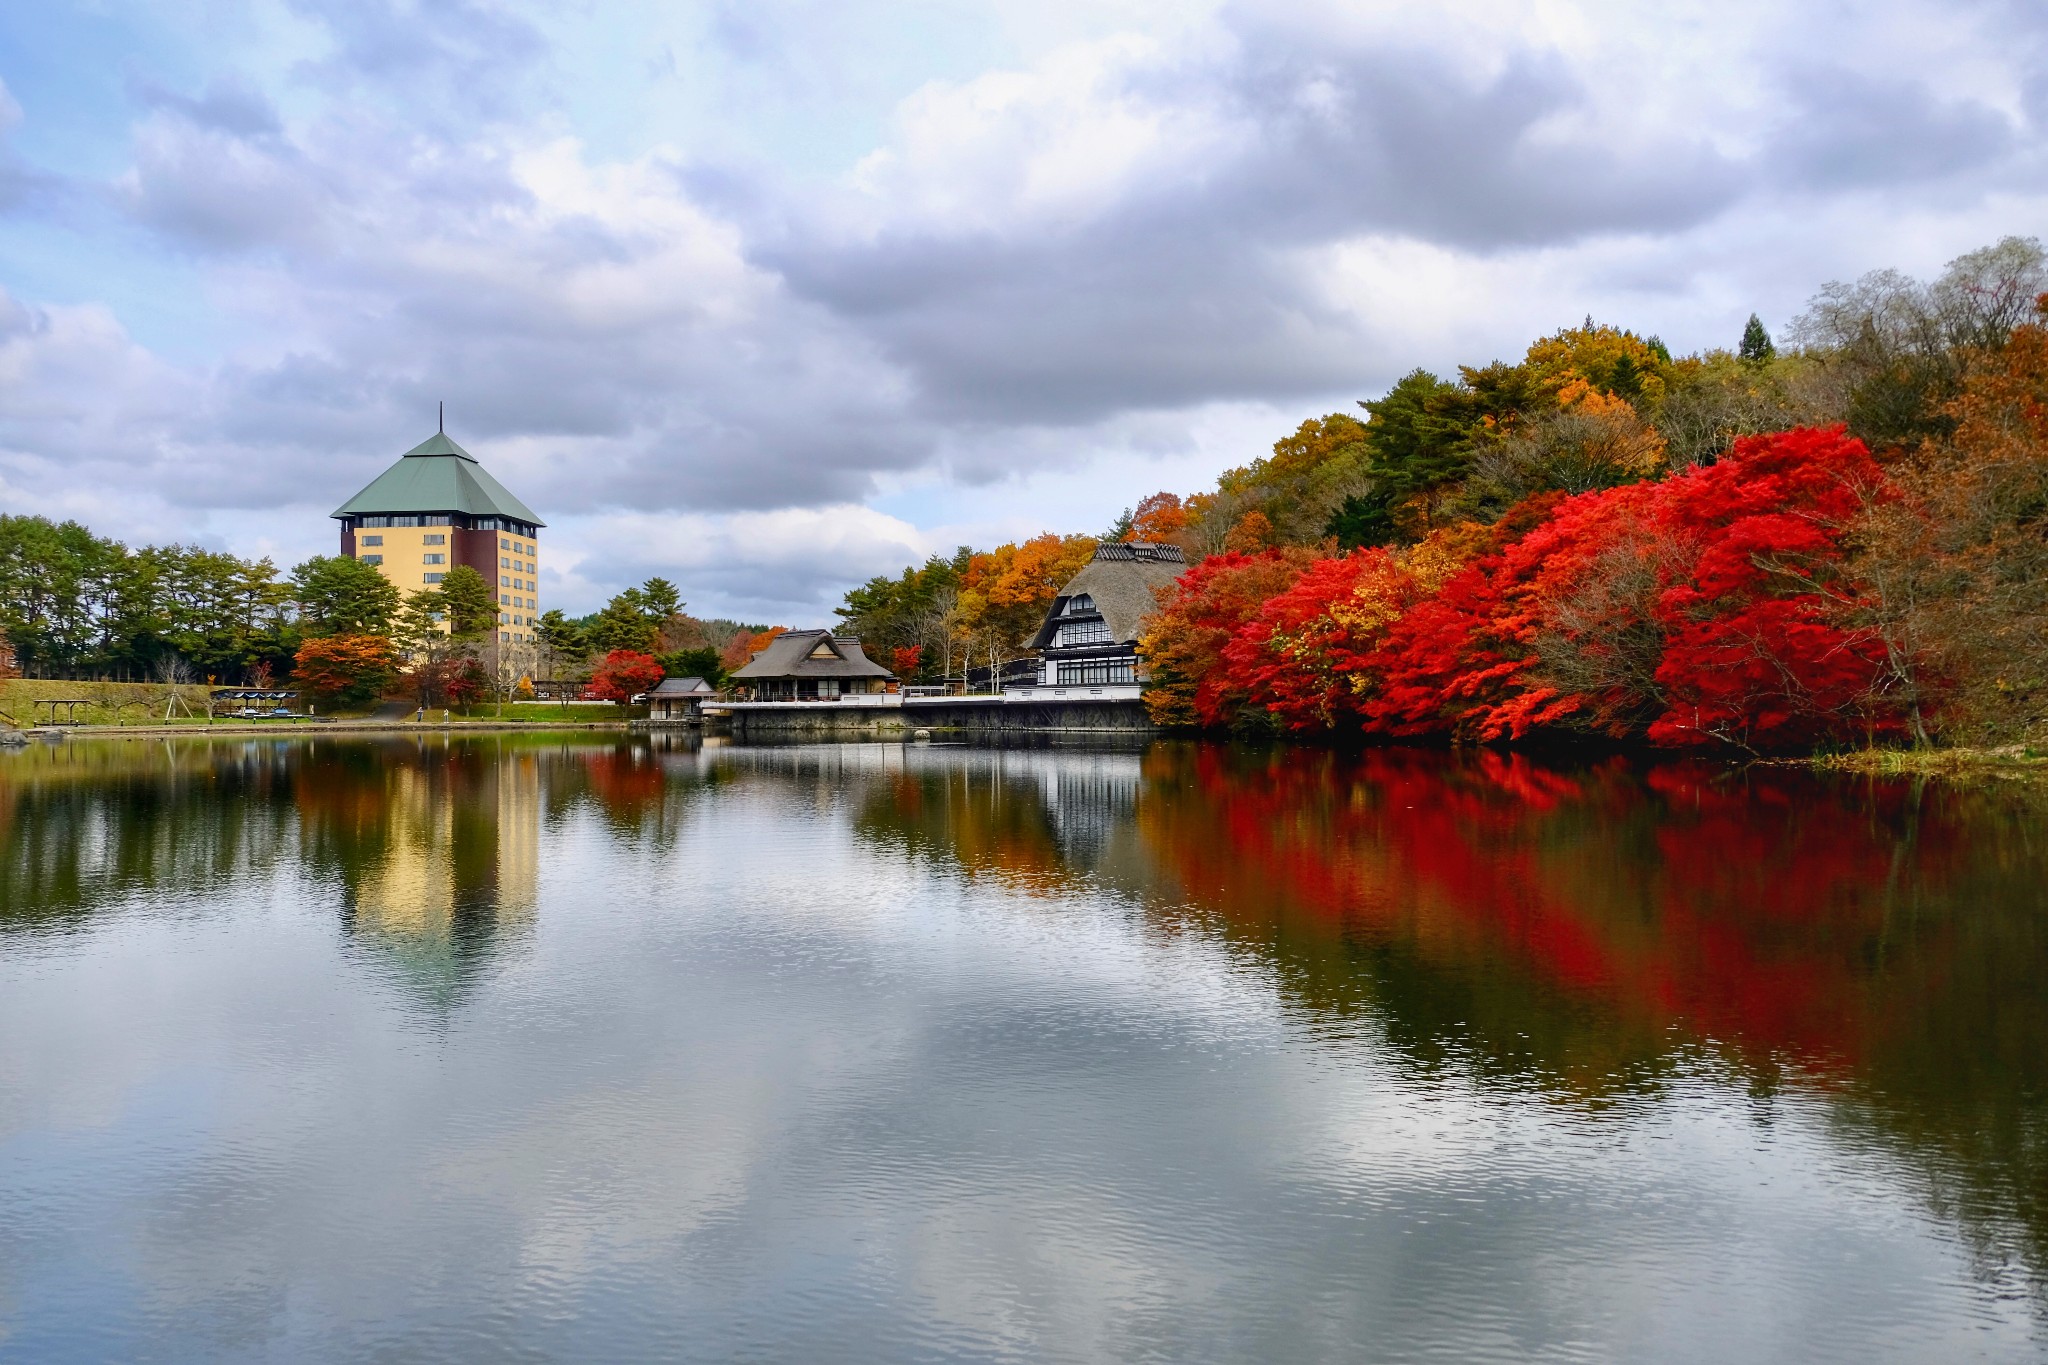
[331,428,546,642]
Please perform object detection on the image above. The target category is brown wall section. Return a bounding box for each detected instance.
[340,525,356,557]
[453,526,498,580]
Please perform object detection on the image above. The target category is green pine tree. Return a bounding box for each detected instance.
[291,555,401,636]
[1739,314,1776,364]
[1355,368,1473,534]
[436,565,499,639]
[535,609,589,660]
[639,577,683,619]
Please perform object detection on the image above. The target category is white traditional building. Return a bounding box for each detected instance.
[1010,542,1186,700]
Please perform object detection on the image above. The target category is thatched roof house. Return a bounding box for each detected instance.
[729,630,896,700]
[1025,542,1185,688]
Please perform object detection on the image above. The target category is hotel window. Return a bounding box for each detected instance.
[359,535,383,547]
[423,534,446,546]
[499,613,509,624]
[423,553,446,565]
[525,579,535,591]
[500,595,511,606]
[500,537,511,549]
[501,556,511,568]
[500,575,510,587]
[423,573,445,584]
[360,554,383,566]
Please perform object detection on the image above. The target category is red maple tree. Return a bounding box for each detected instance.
[587,649,664,703]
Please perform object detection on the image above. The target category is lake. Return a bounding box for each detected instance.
[1,734,2044,1363]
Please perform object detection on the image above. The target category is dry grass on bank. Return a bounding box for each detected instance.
[1808,745,2048,783]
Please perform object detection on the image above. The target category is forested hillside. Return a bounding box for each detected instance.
[843,236,2048,750]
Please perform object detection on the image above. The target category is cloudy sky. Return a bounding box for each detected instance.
[0,0,2042,621]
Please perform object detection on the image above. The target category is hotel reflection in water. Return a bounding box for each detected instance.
[340,745,542,1003]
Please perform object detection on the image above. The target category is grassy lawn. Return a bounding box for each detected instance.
[447,702,640,723]
[0,679,213,727]
[1,680,637,730]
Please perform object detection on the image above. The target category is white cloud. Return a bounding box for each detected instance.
[552,503,930,623]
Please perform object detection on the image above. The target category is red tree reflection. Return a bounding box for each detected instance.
[1137,746,1968,1074]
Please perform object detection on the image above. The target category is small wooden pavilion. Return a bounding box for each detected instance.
[646,676,717,724]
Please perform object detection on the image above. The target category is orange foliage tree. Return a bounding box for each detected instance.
[292,634,398,707]
[721,626,785,673]
[1853,297,2048,742]
[958,533,1098,666]
[1126,492,1191,544]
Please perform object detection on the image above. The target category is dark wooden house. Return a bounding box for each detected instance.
[728,630,896,700]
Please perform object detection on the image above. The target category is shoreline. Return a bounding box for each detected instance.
[15,725,2048,781]
[1794,746,2048,783]
[11,719,639,741]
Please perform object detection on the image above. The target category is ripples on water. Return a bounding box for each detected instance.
[1,734,2045,1363]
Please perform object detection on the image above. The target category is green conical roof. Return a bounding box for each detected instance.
[331,431,545,525]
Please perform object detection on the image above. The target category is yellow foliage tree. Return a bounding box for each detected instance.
[1523,323,1670,407]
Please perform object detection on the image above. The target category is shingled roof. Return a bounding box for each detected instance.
[331,431,545,524]
[1028,542,1186,649]
[729,630,896,680]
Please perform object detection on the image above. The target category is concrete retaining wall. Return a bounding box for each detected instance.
[718,697,1154,738]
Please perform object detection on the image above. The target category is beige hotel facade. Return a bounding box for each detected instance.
[331,429,546,642]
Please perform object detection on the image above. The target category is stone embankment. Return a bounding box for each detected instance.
[714,695,1154,738]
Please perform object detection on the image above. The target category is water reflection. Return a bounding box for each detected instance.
[3,735,2046,1354]
[0,735,713,1012]
[844,742,2048,1303]
[296,742,541,1011]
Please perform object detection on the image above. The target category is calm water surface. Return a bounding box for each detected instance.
[1,735,2045,1363]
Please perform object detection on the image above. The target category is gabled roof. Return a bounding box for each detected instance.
[1029,542,1186,649]
[331,430,545,524]
[729,629,896,680]
[649,676,716,695]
